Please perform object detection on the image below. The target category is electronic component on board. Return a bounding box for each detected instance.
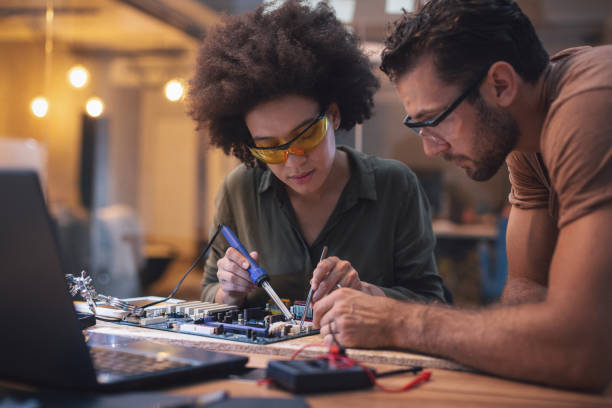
[66,234,314,344]
[123,315,168,326]
[68,275,317,344]
[268,321,312,336]
[115,297,319,345]
[178,323,217,335]
[291,302,313,321]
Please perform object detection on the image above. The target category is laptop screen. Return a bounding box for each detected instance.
[0,170,247,390]
[0,170,99,388]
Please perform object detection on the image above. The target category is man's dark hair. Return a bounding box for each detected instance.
[188,0,379,167]
[380,0,549,92]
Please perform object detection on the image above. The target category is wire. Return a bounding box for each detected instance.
[330,323,343,348]
[78,312,123,323]
[360,363,431,393]
[375,367,423,378]
[141,224,223,310]
[94,316,123,323]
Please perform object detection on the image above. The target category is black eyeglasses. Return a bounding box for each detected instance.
[403,69,489,129]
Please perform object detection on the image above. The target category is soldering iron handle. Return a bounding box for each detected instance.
[220,224,268,286]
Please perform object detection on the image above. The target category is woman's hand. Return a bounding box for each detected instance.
[308,257,367,302]
[214,247,258,305]
[311,256,385,302]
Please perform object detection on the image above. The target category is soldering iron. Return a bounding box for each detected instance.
[220,224,297,324]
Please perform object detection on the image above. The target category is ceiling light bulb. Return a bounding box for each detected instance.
[68,65,89,88]
[86,97,104,118]
[165,79,184,102]
[31,97,49,118]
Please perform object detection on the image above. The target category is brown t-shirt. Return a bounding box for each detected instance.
[507,45,612,228]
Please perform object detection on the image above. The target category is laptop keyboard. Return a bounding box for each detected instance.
[91,347,191,376]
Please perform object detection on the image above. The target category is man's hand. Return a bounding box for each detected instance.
[214,247,258,305]
[313,288,400,348]
[311,257,384,302]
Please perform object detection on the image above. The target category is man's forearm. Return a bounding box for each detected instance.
[500,277,547,305]
[391,300,608,391]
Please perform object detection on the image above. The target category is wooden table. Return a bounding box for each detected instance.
[86,322,612,407]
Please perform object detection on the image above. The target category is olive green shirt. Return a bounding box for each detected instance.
[201,146,446,306]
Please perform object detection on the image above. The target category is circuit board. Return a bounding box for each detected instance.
[117,298,317,345]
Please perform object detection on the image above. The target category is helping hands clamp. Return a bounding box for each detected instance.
[65,270,144,316]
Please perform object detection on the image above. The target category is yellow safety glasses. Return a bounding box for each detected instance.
[248,112,328,164]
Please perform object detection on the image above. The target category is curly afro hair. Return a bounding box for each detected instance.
[187,0,379,167]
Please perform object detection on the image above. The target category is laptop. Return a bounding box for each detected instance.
[0,169,247,390]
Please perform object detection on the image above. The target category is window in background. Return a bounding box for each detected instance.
[385,0,415,14]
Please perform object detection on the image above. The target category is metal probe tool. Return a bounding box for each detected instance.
[220,224,297,324]
[300,246,328,331]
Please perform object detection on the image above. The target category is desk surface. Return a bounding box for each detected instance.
[87,322,612,407]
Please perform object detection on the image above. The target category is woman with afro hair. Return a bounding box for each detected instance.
[188,0,448,309]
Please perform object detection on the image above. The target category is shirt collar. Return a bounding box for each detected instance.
[257,167,276,194]
[340,145,377,201]
[257,145,378,201]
